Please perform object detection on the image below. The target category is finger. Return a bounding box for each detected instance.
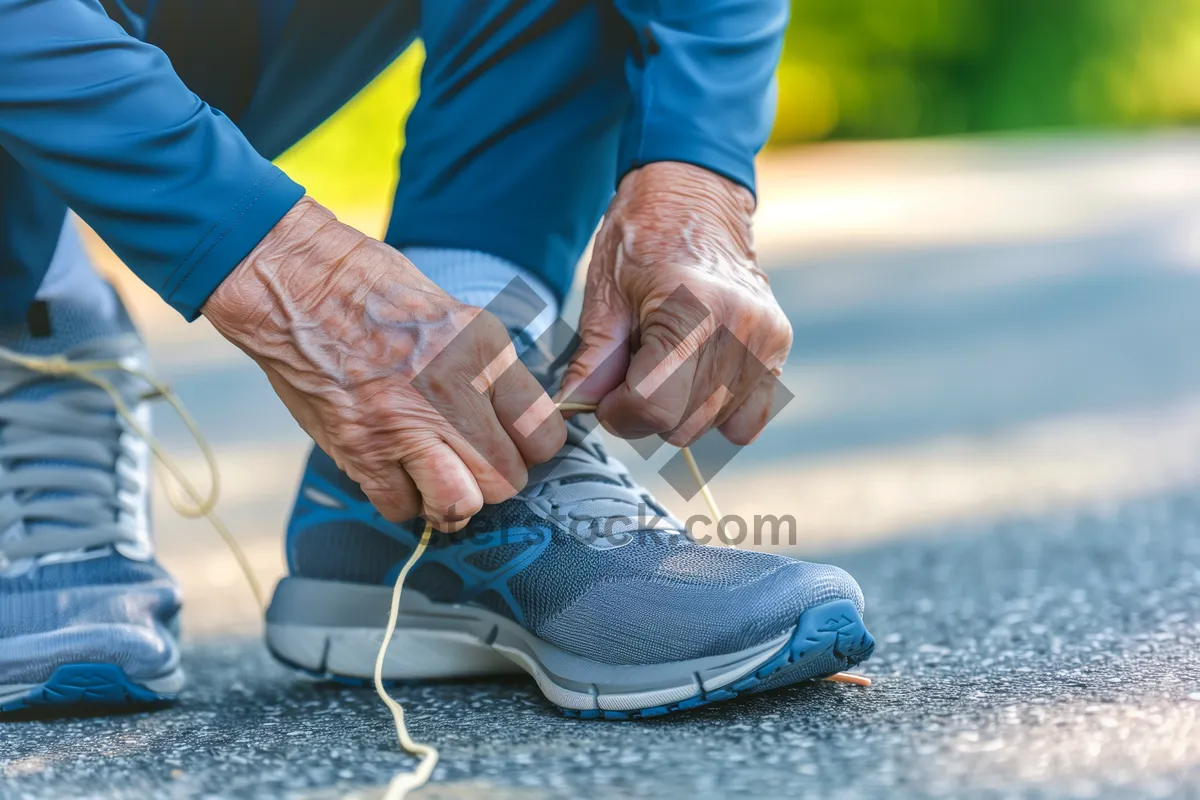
[452,311,564,467]
[597,301,712,438]
[718,372,778,446]
[596,334,692,438]
[556,241,634,409]
[405,309,533,504]
[264,367,432,521]
[446,337,534,498]
[491,355,567,467]
[442,392,531,505]
[661,326,761,446]
[350,460,423,524]
[397,439,484,532]
[665,384,735,448]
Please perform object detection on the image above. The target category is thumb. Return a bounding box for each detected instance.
[556,289,632,409]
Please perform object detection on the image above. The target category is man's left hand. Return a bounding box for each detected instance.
[559,162,792,447]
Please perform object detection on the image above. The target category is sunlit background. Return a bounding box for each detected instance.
[0,4,1188,795]
[277,1,1200,221]
[85,1,1200,637]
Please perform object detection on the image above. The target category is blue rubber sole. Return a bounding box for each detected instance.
[0,663,178,715]
[560,598,874,720]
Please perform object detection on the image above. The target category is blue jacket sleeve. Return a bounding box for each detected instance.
[612,0,788,197]
[0,0,305,319]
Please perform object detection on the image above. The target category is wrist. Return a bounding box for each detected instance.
[614,162,756,267]
[619,161,753,217]
[201,196,361,338]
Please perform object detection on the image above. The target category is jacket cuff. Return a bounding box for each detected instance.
[618,123,758,199]
[161,167,305,320]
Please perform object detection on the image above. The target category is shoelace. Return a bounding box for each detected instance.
[0,347,869,800]
[0,379,132,564]
[0,345,264,607]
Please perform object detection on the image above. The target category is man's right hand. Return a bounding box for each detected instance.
[201,197,566,532]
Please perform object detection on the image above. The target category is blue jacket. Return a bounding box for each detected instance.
[0,0,787,320]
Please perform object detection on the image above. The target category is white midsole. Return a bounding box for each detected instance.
[265,621,782,712]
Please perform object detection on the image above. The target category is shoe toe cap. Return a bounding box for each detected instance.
[0,575,181,685]
[537,556,865,665]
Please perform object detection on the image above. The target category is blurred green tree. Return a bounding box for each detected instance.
[774,0,1200,143]
[279,2,1200,217]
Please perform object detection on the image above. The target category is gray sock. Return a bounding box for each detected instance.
[402,247,560,348]
[35,214,118,323]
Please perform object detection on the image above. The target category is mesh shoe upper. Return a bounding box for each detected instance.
[0,297,180,684]
[288,420,864,666]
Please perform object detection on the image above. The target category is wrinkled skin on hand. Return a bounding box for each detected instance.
[202,197,566,531]
[560,162,793,447]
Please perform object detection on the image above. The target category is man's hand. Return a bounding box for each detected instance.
[560,162,792,447]
[202,197,566,532]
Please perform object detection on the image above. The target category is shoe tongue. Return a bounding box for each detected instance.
[0,290,132,356]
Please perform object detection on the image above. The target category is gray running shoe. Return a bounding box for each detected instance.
[271,423,872,719]
[0,296,183,714]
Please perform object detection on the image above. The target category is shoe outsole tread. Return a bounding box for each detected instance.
[0,663,177,715]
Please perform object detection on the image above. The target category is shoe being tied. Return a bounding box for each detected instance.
[0,296,183,714]
[268,419,873,720]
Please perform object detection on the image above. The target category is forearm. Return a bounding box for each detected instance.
[0,0,303,318]
[612,0,789,197]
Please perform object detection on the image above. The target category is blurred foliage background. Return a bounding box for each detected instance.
[279,0,1200,215]
[775,0,1200,142]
